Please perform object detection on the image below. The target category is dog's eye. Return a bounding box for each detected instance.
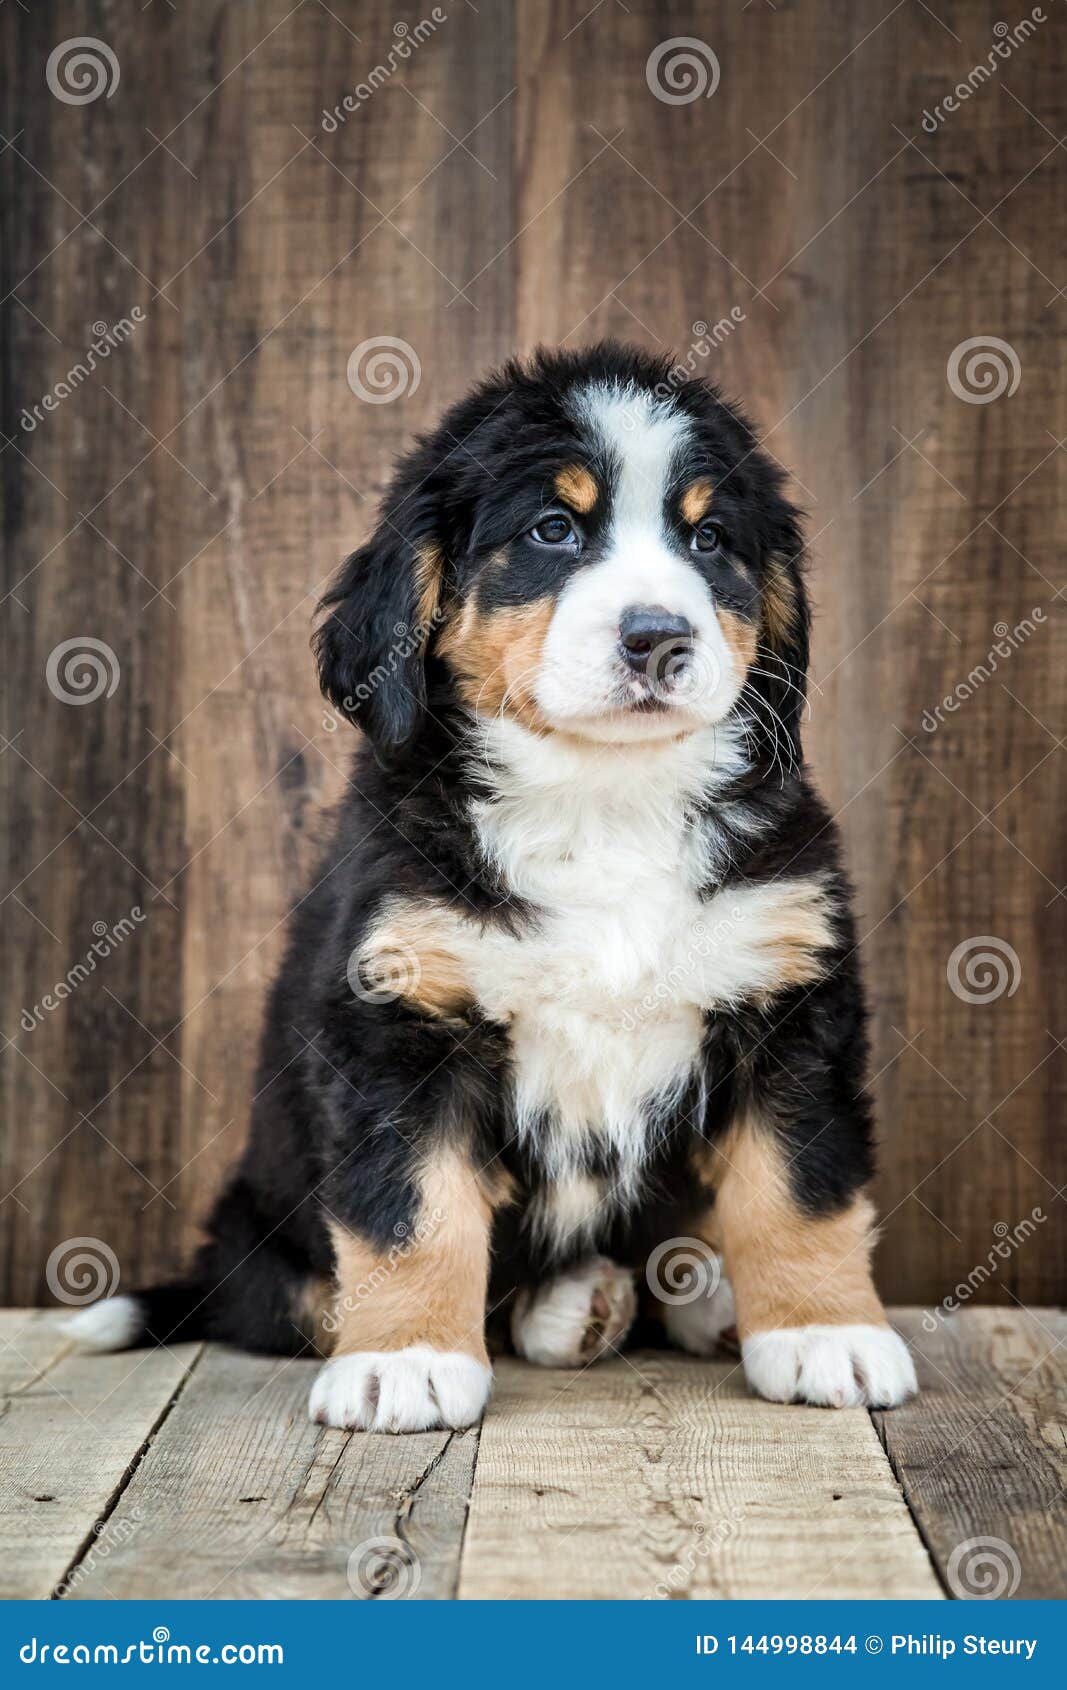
[529,515,578,547]
[691,519,725,555]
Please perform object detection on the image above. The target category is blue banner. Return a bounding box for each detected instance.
[2,1600,1064,1685]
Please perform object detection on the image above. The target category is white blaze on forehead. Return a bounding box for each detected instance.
[529,378,745,740]
[571,381,694,538]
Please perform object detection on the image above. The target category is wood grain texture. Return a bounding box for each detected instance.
[2,1,1064,1307]
[0,1312,200,1599]
[459,1351,942,1600]
[0,1306,71,1394]
[876,1308,1067,1600]
[63,1347,479,1600]
[1,1312,1062,1600]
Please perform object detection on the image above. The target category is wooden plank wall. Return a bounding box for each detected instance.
[2,1,1064,1306]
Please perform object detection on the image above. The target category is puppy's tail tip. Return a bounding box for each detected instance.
[60,1283,204,1351]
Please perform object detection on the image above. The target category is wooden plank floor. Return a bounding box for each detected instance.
[2,1310,1063,1601]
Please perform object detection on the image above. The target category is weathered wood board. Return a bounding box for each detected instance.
[64,1346,478,1600]
[0,1311,200,1599]
[459,1351,942,1600]
[5,1311,1064,1600]
[876,1308,1067,1600]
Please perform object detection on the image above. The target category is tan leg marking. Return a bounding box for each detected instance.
[680,477,715,525]
[356,895,474,1019]
[554,464,599,514]
[439,592,556,731]
[710,1116,886,1338]
[328,1148,498,1365]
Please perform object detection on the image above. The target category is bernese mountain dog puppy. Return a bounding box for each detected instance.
[66,342,917,1430]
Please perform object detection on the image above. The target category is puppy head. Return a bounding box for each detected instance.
[315,343,807,766]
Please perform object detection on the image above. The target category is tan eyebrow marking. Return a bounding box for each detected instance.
[554,464,599,514]
[681,478,715,525]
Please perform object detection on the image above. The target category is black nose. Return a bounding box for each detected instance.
[618,604,694,673]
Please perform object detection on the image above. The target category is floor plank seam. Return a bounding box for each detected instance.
[870,1409,954,1601]
[302,1430,354,1536]
[439,1427,480,1600]
[51,1342,207,1601]
[385,1429,464,1601]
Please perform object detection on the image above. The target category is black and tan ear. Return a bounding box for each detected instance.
[313,513,444,755]
[755,503,810,768]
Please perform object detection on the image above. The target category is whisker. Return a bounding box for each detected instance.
[738,693,783,787]
[747,666,807,703]
[747,666,813,724]
[739,682,798,788]
[758,644,823,697]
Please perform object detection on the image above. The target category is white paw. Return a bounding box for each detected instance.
[662,1258,737,1357]
[512,1256,637,1368]
[308,1346,491,1433]
[742,1323,917,1409]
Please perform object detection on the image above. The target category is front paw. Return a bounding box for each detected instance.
[309,1345,492,1432]
[742,1322,917,1409]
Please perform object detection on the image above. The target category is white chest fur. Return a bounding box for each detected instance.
[361,721,834,1245]
[459,721,752,1202]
